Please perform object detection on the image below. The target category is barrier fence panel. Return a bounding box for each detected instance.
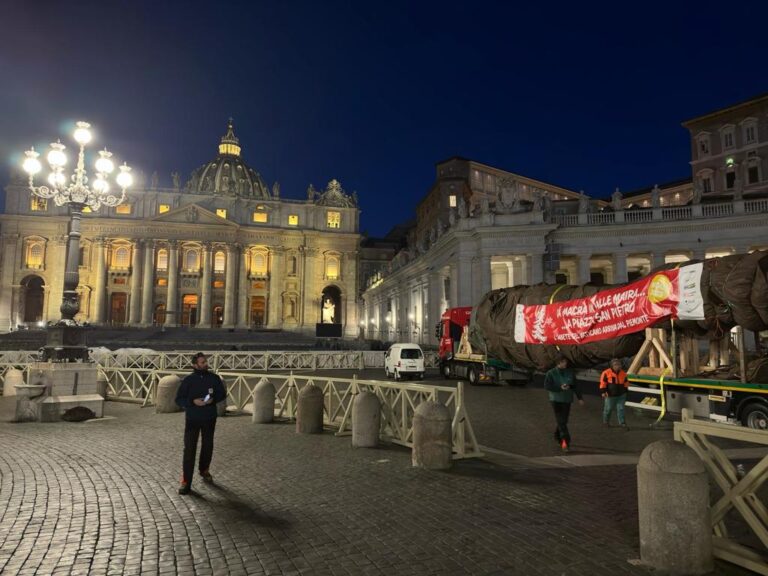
[674,408,768,575]
[99,366,480,459]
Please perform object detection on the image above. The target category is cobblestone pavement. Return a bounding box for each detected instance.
[0,392,751,575]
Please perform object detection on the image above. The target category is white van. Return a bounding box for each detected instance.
[384,343,425,381]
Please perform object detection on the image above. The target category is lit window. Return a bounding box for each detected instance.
[113,246,130,268]
[116,204,132,215]
[30,197,47,211]
[288,214,299,226]
[156,249,168,271]
[185,250,199,271]
[251,252,267,276]
[216,208,227,219]
[449,195,457,208]
[26,242,44,269]
[326,256,340,280]
[159,204,170,214]
[156,278,168,287]
[252,211,268,223]
[327,211,341,229]
[214,251,226,273]
[213,280,225,289]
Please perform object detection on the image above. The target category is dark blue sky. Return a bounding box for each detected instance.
[1,0,766,237]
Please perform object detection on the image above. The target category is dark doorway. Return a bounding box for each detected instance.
[250,296,266,327]
[22,275,45,324]
[182,294,198,326]
[213,305,223,327]
[110,293,128,325]
[154,303,166,325]
[320,285,342,325]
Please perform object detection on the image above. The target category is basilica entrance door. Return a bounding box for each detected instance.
[110,293,127,325]
[182,294,198,326]
[250,296,266,327]
[21,276,45,324]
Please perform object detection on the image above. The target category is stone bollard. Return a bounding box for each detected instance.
[637,440,712,575]
[296,384,324,434]
[155,375,182,414]
[3,368,23,397]
[352,391,381,448]
[252,379,276,423]
[412,401,452,470]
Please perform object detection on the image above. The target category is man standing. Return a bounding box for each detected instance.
[175,352,227,495]
[544,356,584,452]
[600,358,629,429]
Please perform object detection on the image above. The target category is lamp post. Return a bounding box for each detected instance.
[22,121,133,361]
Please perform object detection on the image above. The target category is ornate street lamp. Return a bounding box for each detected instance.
[22,121,133,361]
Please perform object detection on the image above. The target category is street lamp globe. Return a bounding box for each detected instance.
[116,163,133,189]
[73,121,92,145]
[46,141,67,168]
[22,149,42,175]
[95,149,115,174]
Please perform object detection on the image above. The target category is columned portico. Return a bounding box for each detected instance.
[236,246,249,328]
[268,247,284,328]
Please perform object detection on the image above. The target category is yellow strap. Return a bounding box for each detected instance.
[655,368,670,426]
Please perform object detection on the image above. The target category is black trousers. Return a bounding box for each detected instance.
[182,418,216,485]
[551,401,572,444]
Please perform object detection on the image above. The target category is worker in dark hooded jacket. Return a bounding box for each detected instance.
[175,352,227,494]
[543,355,584,452]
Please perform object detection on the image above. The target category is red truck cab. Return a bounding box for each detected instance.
[437,307,473,362]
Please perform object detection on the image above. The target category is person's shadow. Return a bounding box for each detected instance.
[190,483,291,529]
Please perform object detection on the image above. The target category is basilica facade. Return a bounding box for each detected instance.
[0,122,361,337]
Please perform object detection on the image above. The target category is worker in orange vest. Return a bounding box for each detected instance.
[600,358,629,429]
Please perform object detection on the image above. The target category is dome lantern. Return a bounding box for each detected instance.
[218,118,241,157]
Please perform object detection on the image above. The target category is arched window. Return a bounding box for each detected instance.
[185,249,199,271]
[326,256,340,280]
[214,251,226,273]
[251,252,267,276]
[113,246,130,268]
[26,242,44,269]
[156,249,168,271]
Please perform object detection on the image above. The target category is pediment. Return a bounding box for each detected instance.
[150,204,237,227]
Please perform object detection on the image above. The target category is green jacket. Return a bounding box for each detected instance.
[544,367,582,403]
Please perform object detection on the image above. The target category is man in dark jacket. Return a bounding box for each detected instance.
[175,352,227,495]
[543,355,584,452]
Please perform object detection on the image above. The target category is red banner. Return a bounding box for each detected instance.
[514,264,704,345]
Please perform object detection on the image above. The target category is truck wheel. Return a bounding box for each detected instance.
[442,363,452,379]
[468,367,478,386]
[742,403,768,430]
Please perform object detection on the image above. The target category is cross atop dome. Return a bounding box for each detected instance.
[218,118,241,157]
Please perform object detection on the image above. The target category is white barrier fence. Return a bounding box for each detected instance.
[0,349,439,374]
[96,366,481,459]
[674,408,768,575]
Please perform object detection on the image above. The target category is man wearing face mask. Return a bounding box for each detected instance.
[175,352,227,495]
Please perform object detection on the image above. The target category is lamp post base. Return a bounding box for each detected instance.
[42,324,89,362]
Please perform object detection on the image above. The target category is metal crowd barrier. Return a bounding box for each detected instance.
[674,408,768,574]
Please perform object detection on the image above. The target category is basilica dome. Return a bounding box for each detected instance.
[185,120,270,198]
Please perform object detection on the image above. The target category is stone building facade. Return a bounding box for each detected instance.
[361,96,768,345]
[0,122,361,336]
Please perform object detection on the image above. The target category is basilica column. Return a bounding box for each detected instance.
[0,234,19,330]
[166,241,179,327]
[92,238,108,324]
[198,243,213,327]
[236,246,250,328]
[268,247,284,328]
[128,240,143,325]
[140,241,155,325]
[529,251,545,285]
[302,247,319,327]
[222,244,238,328]
[612,252,628,284]
[577,252,592,285]
[650,251,665,270]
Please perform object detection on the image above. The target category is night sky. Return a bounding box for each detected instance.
[1,0,767,237]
